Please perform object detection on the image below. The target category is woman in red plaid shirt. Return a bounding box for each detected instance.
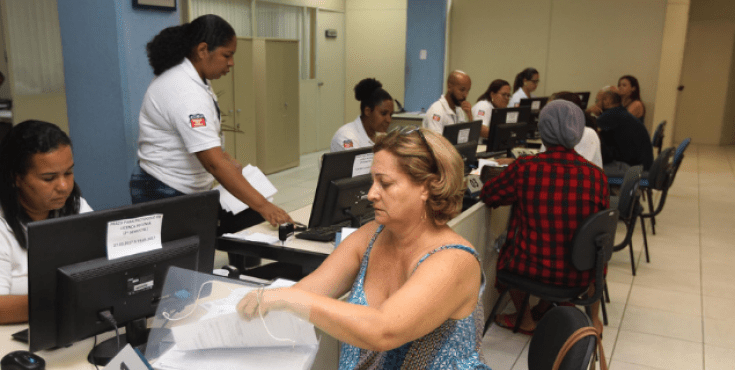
[481,100,609,334]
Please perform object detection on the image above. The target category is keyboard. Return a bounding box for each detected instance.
[295,220,352,242]
[511,147,539,158]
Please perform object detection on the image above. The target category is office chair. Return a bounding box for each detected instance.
[669,138,692,188]
[528,306,605,370]
[610,165,644,276]
[484,209,619,335]
[639,147,676,236]
[651,120,666,155]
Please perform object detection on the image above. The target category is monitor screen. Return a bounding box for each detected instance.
[488,107,531,128]
[441,120,482,146]
[487,122,533,155]
[519,97,549,114]
[321,174,374,228]
[454,141,478,175]
[27,191,219,364]
[307,147,375,228]
[575,91,591,109]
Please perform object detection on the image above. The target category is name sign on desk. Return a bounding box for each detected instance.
[506,111,519,124]
[352,153,374,177]
[107,214,163,260]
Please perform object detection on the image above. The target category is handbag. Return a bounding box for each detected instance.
[551,326,607,370]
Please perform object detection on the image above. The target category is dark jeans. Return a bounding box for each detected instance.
[129,164,264,268]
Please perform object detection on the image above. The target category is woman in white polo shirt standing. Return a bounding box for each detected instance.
[131,14,291,228]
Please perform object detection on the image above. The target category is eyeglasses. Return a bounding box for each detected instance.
[390,125,438,173]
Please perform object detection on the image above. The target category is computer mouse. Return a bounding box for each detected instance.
[1,351,45,370]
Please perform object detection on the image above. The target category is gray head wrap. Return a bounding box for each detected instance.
[538,100,585,149]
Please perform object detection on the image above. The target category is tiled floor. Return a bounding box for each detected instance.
[264,144,735,370]
[482,144,735,370]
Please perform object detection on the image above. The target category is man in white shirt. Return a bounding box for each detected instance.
[422,70,473,134]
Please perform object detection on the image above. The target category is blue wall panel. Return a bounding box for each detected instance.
[404,0,447,112]
[57,0,178,209]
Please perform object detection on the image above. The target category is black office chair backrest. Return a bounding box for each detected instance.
[617,165,643,219]
[647,147,675,190]
[651,120,666,154]
[571,209,619,271]
[529,306,596,370]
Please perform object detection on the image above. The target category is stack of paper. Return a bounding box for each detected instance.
[215,165,278,214]
[151,281,319,370]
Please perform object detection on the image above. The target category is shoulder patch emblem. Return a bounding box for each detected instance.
[478,110,485,117]
[432,114,441,122]
[190,114,206,128]
[343,140,353,149]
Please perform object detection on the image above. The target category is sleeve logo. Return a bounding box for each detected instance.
[189,114,206,128]
[478,110,485,117]
[343,139,353,148]
[432,114,441,122]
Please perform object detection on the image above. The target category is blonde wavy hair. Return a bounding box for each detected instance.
[373,127,465,225]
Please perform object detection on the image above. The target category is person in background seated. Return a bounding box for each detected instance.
[239,127,491,370]
[508,67,540,108]
[595,88,654,176]
[472,79,511,138]
[539,91,603,168]
[331,78,393,152]
[0,120,92,324]
[422,70,473,134]
[131,14,291,227]
[481,100,609,335]
[617,75,646,122]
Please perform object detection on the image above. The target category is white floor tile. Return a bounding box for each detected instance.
[619,305,703,342]
[627,285,702,317]
[704,344,735,370]
[703,317,735,350]
[613,330,703,370]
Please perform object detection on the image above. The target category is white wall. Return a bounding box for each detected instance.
[448,0,667,131]
[344,0,407,124]
[675,0,735,145]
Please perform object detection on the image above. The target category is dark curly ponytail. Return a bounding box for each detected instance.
[147,14,236,76]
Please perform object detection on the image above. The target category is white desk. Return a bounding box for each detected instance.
[218,201,511,370]
[0,202,509,370]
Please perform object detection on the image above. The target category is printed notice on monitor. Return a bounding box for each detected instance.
[506,111,519,124]
[106,214,164,260]
[352,153,374,177]
[531,101,541,110]
[458,128,470,144]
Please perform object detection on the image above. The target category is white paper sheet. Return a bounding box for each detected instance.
[170,284,317,350]
[215,165,277,214]
[152,345,318,370]
[221,232,280,245]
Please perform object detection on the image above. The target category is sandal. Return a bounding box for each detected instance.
[494,314,534,335]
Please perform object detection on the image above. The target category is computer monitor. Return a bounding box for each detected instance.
[519,97,548,136]
[441,120,482,146]
[27,191,219,365]
[454,141,478,175]
[487,122,534,156]
[575,91,591,109]
[488,107,531,128]
[308,147,375,228]
[519,97,549,114]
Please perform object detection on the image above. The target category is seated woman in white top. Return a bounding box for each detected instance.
[472,79,511,139]
[0,120,92,324]
[331,78,394,152]
[508,67,540,108]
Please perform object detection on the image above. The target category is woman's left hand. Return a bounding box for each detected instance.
[238,288,276,321]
